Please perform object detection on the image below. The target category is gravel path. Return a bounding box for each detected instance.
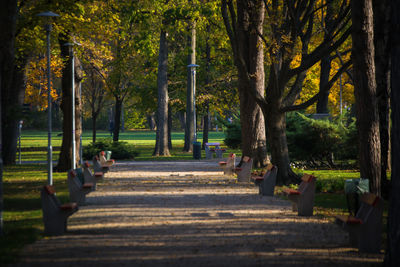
[11,160,384,266]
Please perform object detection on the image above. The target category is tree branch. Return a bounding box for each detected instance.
[281,59,351,112]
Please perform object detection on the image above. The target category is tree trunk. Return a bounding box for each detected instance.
[168,104,172,150]
[113,98,122,142]
[265,109,298,185]
[317,0,335,114]
[202,112,209,150]
[56,38,83,171]
[0,0,17,234]
[373,0,391,198]
[154,29,170,156]
[183,21,196,152]
[92,110,97,143]
[147,113,156,130]
[386,2,400,263]
[351,0,381,195]
[2,59,26,165]
[178,111,186,130]
[316,55,332,113]
[235,0,267,167]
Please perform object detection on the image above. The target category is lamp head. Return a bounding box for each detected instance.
[37,11,60,18]
[187,64,199,69]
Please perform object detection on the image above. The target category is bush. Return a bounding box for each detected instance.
[83,139,139,160]
[223,121,242,149]
[286,112,358,167]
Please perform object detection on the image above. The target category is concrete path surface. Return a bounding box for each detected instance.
[10,161,384,266]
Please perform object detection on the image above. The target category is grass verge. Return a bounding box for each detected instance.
[1,164,70,264]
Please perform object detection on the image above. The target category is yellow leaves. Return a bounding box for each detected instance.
[25,55,63,110]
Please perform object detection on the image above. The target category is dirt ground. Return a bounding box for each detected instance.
[10,160,384,266]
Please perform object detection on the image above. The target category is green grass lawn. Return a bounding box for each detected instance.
[17,130,234,161]
[1,164,70,263]
[1,130,387,264]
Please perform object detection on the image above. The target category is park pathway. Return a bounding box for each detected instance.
[11,161,383,266]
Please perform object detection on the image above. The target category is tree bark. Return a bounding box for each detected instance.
[386,2,400,264]
[113,98,122,142]
[56,37,83,171]
[317,55,332,113]
[317,0,335,114]
[183,21,196,152]
[154,29,170,156]
[2,58,27,165]
[373,0,391,197]
[222,0,267,167]
[0,0,17,234]
[351,0,381,195]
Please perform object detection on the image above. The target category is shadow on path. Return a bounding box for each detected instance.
[11,161,384,267]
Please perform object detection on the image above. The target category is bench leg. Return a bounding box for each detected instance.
[288,195,299,212]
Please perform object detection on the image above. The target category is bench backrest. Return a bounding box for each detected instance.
[68,169,83,187]
[266,163,274,171]
[41,185,61,216]
[243,156,251,163]
[356,193,384,224]
[298,174,316,194]
[92,155,101,169]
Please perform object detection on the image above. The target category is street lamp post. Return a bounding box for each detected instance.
[187,64,199,142]
[64,43,76,170]
[37,11,59,185]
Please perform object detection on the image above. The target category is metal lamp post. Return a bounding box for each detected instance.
[37,11,59,185]
[187,64,199,142]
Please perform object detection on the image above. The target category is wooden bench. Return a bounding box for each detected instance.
[99,151,115,167]
[67,169,94,205]
[283,174,316,216]
[41,185,78,235]
[235,156,253,182]
[335,193,383,253]
[252,164,278,196]
[83,161,104,190]
[218,153,236,175]
[205,142,220,159]
[93,155,109,173]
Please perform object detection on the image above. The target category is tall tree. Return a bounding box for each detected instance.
[221,0,267,167]
[386,1,400,264]
[222,0,351,184]
[351,0,381,195]
[154,28,170,156]
[1,0,29,165]
[0,0,17,234]
[81,67,107,143]
[373,0,391,196]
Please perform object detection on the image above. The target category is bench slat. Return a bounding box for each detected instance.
[283,188,300,195]
[60,203,78,210]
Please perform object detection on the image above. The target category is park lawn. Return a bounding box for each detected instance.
[1,164,70,264]
[17,130,231,162]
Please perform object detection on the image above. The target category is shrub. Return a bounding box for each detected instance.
[224,121,242,149]
[286,112,358,167]
[83,139,139,160]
